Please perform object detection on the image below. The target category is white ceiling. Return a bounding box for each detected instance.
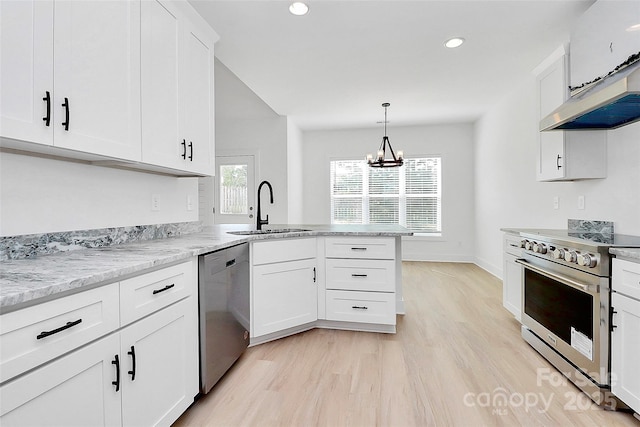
[189,0,594,131]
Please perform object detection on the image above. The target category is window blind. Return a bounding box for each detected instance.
[330,157,441,232]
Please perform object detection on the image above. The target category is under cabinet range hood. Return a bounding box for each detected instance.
[540,61,640,131]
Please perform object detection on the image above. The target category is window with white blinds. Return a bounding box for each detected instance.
[330,157,441,233]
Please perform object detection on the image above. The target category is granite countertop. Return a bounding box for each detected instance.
[0,224,412,312]
[610,248,640,262]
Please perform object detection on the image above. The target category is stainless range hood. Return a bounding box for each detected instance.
[540,61,640,131]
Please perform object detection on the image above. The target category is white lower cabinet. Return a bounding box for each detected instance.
[252,258,317,337]
[324,237,396,327]
[121,298,197,426]
[611,258,640,414]
[0,260,198,427]
[0,333,121,426]
[251,238,317,338]
[325,290,395,325]
[502,233,523,321]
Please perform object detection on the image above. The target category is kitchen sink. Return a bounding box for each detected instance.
[227,228,311,235]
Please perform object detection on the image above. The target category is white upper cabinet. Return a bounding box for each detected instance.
[569,0,640,87]
[142,0,216,175]
[1,1,54,145]
[2,0,217,176]
[1,0,142,160]
[53,1,141,160]
[535,49,607,182]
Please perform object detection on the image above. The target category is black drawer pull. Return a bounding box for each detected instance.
[42,91,51,126]
[188,141,193,161]
[352,305,368,310]
[112,354,120,392]
[351,247,367,251]
[127,346,136,381]
[351,274,368,278]
[181,139,186,159]
[36,318,82,340]
[61,97,69,131]
[226,259,236,268]
[152,283,175,295]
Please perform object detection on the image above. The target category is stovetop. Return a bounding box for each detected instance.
[516,229,640,249]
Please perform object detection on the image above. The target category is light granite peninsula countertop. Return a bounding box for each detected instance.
[0,224,412,312]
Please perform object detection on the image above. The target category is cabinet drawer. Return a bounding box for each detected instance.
[252,238,316,265]
[325,290,395,325]
[325,237,395,260]
[503,233,523,257]
[326,259,395,292]
[120,261,194,326]
[613,258,640,301]
[0,283,119,383]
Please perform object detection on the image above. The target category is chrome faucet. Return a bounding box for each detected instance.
[256,180,273,230]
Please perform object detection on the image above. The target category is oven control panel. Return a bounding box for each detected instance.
[520,239,600,269]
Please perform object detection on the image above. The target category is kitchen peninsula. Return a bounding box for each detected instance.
[0,223,411,426]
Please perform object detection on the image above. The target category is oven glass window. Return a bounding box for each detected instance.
[524,269,593,343]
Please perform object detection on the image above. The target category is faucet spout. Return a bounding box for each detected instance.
[257,180,274,230]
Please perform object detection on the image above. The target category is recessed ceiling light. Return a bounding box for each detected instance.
[289,2,309,16]
[444,37,465,49]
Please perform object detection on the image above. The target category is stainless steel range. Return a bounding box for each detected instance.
[513,228,640,409]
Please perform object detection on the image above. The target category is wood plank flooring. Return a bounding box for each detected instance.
[173,262,639,426]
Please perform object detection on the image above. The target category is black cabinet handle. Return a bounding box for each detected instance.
[127,346,136,381]
[112,354,120,392]
[181,139,186,159]
[611,309,618,331]
[226,259,236,268]
[556,154,562,169]
[42,91,51,126]
[188,141,193,161]
[351,247,367,251]
[313,267,317,283]
[61,97,69,131]
[152,283,175,295]
[36,318,82,340]
[351,274,368,278]
[352,305,368,310]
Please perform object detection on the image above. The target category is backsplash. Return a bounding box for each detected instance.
[568,219,614,234]
[0,222,202,261]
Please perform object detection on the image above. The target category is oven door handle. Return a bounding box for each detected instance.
[515,259,597,293]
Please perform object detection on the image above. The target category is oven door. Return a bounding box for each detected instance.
[517,258,610,385]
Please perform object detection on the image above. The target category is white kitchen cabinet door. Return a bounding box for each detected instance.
[611,292,640,414]
[179,17,215,175]
[253,259,318,337]
[502,253,522,321]
[0,0,54,145]
[538,132,566,181]
[120,298,198,427]
[502,233,522,321]
[0,333,121,426]
[53,0,141,160]
[142,0,216,175]
[535,51,606,182]
[141,0,182,170]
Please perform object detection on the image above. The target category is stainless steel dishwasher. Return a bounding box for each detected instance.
[198,242,250,394]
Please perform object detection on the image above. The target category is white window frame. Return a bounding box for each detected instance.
[330,156,442,234]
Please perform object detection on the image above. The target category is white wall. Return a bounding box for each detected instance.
[301,124,476,261]
[474,74,640,278]
[287,118,304,223]
[214,59,290,224]
[0,152,198,236]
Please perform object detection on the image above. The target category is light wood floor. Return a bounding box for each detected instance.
[174,262,639,426]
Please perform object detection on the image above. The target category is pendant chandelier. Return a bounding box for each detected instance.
[366,103,403,168]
